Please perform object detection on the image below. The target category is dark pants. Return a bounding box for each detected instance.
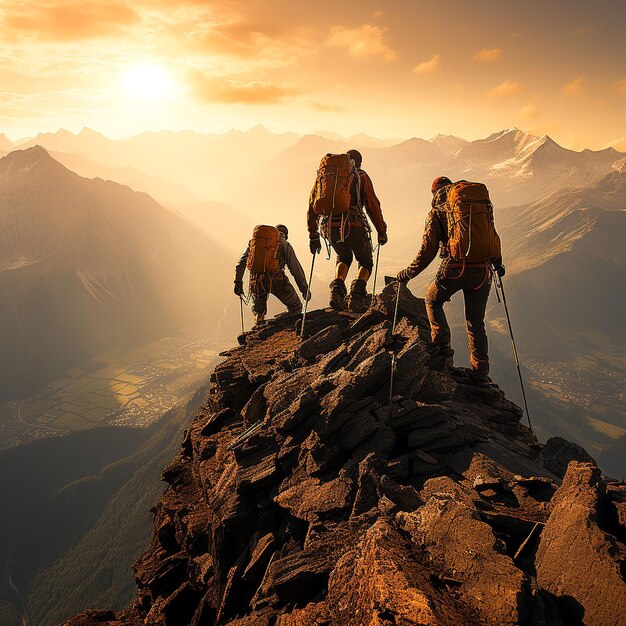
[250,272,302,316]
[425,264,491,375]
[330,225,373,272]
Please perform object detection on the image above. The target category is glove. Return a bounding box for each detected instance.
[234,281,244,296]
[397,269,411,284]
[310,237,322,255]
[378,233,388,246]
[302,290,311,303]
[494,264,506,278]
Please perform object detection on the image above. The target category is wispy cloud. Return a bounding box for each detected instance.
[327,24,396,61]
[517,103,539,120]
[185,18,313,63]
[485,80,521,99]
[0,1,139,41]
[473,48,501,62]
[190,72,300,105]
[307,101,347,112]
[562,78,583,96]
[613,78,626,93]
[412,54,440,75]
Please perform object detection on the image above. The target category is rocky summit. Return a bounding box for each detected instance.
[67,283,626,626]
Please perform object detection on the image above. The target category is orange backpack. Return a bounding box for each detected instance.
[445,181,502,262]
[247,225,281,274]
[311,153,360,216]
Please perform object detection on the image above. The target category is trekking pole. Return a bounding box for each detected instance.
[239,296,245,334]
[496,274,534,435]
[300,252,316,338]
[388,280,402,416]
[371,244,381,297]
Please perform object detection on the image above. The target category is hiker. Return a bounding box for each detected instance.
[307,149,387,313]
[397,177,505,383]
[234,224,310,325]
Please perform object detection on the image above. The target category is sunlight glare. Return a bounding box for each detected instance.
[122,61,174,101]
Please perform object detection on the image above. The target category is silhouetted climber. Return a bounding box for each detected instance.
[235,224,309,325]
[308,149,387,313]
[397,177,504,383]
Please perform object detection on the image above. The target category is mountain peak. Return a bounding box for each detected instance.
[67,282,625,626]
[0,145,65,176]
[0,133,13,151]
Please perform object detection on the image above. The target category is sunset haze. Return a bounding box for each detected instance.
[1,0,625,150]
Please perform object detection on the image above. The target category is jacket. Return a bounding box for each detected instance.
[234,233,308,294]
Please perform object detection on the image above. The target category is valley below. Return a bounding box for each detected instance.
[0,325,226,451]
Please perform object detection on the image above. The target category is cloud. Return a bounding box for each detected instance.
[485,80,521,99]
[307,101,347,112]
[517,104,540,120]
[1,1,139,41]
[327,24,396,61]
[614,78,626,93]
[190,72,300,105]
[473,48,502,62]
[189,19,312,62]
[562,78,583,96]
[412,54,440,75]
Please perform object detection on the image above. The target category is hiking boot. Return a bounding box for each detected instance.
[347,279,368,313]
[329,278,347,311]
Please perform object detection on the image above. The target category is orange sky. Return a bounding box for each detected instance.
[1,0,624,150]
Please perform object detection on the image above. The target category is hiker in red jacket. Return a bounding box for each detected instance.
[397,176,505,383]
[234,225,309,325]
[307,149,387,313]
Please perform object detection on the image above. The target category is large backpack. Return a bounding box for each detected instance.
[311,153,360,216]
[444,181,502,262]
[247,225,281,274]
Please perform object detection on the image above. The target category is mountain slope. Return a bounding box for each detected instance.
[0,147,229,400]
[50,150,199,204]
[493,171,626,355]
[0,385,207,626]
[67,286,626,626]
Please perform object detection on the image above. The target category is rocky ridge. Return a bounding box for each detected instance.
[68,283,626,625]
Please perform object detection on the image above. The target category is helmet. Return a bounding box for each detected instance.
[431,176,452,193]
[276,224,288,239]
[347,149,362,168]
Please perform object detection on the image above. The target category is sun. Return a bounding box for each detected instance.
[122,61,174,101]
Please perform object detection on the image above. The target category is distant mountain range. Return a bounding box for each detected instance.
[0,147,229,400]
[10,126,623,254]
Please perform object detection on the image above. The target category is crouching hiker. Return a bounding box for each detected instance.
[307,149,388,313]
[234,224,310,325]
[397,177,505,383]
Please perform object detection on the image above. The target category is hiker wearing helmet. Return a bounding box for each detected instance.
[307,149,387,313]
[397,177,505,383]
[234,224,310,325]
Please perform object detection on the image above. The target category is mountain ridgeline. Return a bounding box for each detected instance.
[11,126,624,238]
[0,146,228,400]
[67,285,626,626]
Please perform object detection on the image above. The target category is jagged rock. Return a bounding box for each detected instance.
[398,496,529,625]
[535,462,626,624]
[297,324,343,360]
[536,435,597,478]
[67,294,622,626]
[274,470,354,522]
[326,518,468,624]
